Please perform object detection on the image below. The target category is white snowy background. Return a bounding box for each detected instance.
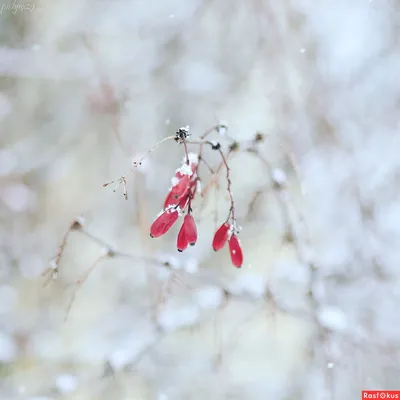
[1,0,400,399]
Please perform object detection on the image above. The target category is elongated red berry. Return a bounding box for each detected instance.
[177,222,189,252]
[184,214,197,246]
[212,223,230,251]
[150,209,179,238]
[177,214,197,252]
[228,234,243,268]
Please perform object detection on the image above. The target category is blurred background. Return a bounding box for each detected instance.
[1,0,400,399]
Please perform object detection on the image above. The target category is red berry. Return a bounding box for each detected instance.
[228,234,243,268]
[212,223,230,251]
[177,214,197,252]
[184,214,197,246]
[150,209,179,238]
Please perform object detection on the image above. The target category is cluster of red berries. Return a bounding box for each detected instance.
[149,152,243,268]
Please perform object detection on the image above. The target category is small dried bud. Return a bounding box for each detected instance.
[229,141,240,152]
[254,132,264,142]
[70,218,84,231]
[175,126,191,143]
[210,140,221,150]
[101,247,115,258]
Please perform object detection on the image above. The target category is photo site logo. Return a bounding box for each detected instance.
[0,0,35,14]
[362,391,400,399]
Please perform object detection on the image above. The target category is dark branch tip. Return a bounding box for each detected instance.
[229,141,240,152]
[254,132,265,142]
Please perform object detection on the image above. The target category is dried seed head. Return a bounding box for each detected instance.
[175,126,191,143]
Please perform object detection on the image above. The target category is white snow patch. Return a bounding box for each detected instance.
[176,163,193,177]
[157,305,200,332]
[217,122,228,136]
[177,61,229,93]
[0,332,17,362]
[19,253,45,279]
[108,331,157,370]
[228,273,266,299]
[0,285,17,314]
[273,260,311,286]
[0,183,36,212]
[171,176,179,187]
[0,149,17,176]
[196,180,202,194]
[55,374,78,393]
[182,152,199,166]
[184,258,198,274]
[317,306,348,332]
[271,168,287,186]
[193,286,223,310]
[0,93,12,120]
